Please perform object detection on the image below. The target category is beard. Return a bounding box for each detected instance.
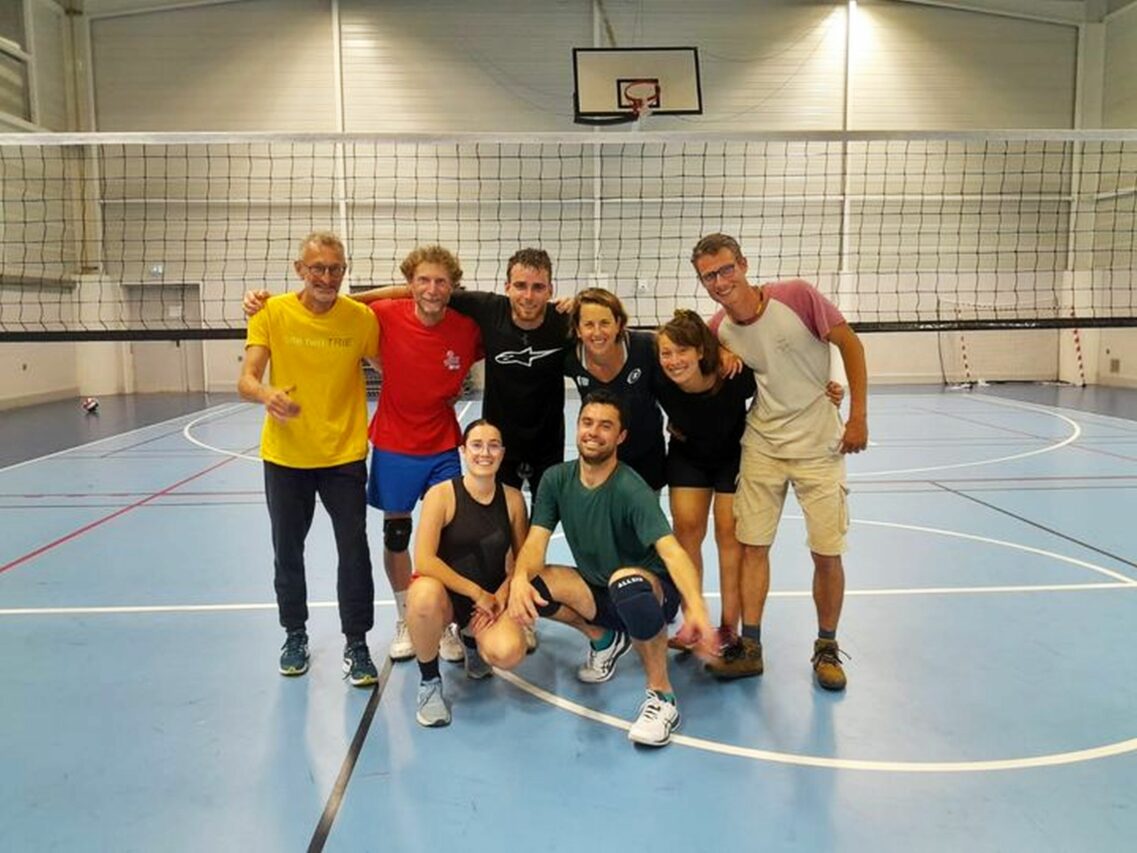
[577,443,617,465]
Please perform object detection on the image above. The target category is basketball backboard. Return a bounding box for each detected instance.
[573,47,702,124]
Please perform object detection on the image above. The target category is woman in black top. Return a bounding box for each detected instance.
[655,310,754,649]
[563,288,667,490]
[407,419,529,727]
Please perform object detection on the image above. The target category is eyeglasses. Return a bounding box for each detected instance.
[303,263,348,278]
[466,440,504,453]
[698,262,736,286]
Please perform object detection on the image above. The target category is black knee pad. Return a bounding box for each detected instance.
[609,574,665,641]
[383,517,412,553]
[530,575,561,618]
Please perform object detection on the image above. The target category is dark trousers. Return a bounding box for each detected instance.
[264,459,374,637]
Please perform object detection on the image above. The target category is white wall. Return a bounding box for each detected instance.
[0,341,77,408]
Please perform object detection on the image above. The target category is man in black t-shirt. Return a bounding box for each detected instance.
[445,249,570,496]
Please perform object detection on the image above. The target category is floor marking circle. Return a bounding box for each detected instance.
[182,401,475,461]
[504,519,1137,772]
[850,395,1081,478]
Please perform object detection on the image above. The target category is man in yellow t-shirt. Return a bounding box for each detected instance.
[239,231,381,686]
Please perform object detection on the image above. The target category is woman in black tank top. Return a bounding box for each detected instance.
[405,420,530,727]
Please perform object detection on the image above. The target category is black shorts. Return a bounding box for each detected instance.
[588,572,681,632]
[445,582,500,629]
[497,448,562,496]
[666,443,740,494]
[623,448,667,492]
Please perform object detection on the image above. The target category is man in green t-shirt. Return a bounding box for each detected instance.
[508,389,714,747]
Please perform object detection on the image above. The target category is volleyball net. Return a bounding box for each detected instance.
[1,130,1134,342]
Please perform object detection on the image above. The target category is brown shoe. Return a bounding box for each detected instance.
[812,638,847,691]
[705,637,763,679]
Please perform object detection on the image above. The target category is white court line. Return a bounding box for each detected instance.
[181,400,475,461]
[555,514,1137,585]
[4,580,1136,618]
[181,403,260,460]
[852,395,1082,478]
[494,669,1137,773]
[851,517,1137,585]
[0,402,239,474]
[0,599,388,617]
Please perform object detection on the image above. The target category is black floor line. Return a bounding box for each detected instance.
[307,655,394,853]
[931,481,1137,571]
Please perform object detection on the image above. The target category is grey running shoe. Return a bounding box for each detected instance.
[463,641,493,680]
[415,677,451,727]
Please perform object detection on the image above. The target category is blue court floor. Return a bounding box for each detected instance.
[2,385,1137,852]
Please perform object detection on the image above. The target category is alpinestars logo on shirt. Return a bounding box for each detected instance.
[495,347,561,368]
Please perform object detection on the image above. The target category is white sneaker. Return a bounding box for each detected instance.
[415,677,451,727]
[576,631,631,683]
[389,619,414,661]
[627,690,680,746]
[439,623,465,663]
[524,625,539,654]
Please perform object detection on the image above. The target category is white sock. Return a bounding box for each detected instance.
[394,590,407,620]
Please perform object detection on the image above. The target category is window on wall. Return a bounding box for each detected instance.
[0,0,31,122]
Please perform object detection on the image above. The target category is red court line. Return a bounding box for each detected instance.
[0,455,239,576]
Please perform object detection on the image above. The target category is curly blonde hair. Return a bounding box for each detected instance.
[400,245,463,286]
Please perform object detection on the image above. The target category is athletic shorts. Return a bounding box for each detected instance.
[665,443,741,494]
[621,447,667,493]
[734,445,848,556]
[588,572,681,632]
[498,448,562,497]
[367,448,461,513]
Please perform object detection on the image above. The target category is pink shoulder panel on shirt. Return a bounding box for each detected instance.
[708,308,727,336]
[764,279,845,341]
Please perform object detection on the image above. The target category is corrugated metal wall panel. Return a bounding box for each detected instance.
[1104,8,1137,125]
[31,0,69,131]
[340,0,845,132]
[339,0,590,132]
[90,0,337,131]
[852,1,1077,129]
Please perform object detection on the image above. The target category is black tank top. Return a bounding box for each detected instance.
[436,476,512,592]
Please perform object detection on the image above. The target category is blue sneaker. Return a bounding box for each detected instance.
[343,640,379,687]
[279,630,309,676]
[416,677,451,727]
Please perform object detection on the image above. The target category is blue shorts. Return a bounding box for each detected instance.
[366,448,461,513]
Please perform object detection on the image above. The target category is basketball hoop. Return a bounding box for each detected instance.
[620,79,661,120]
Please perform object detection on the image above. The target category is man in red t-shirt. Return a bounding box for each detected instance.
[366,246,484,661]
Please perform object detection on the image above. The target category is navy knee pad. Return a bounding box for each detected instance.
[609,574,665,641]
[530,576,561,618]
[383,517,412,553]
